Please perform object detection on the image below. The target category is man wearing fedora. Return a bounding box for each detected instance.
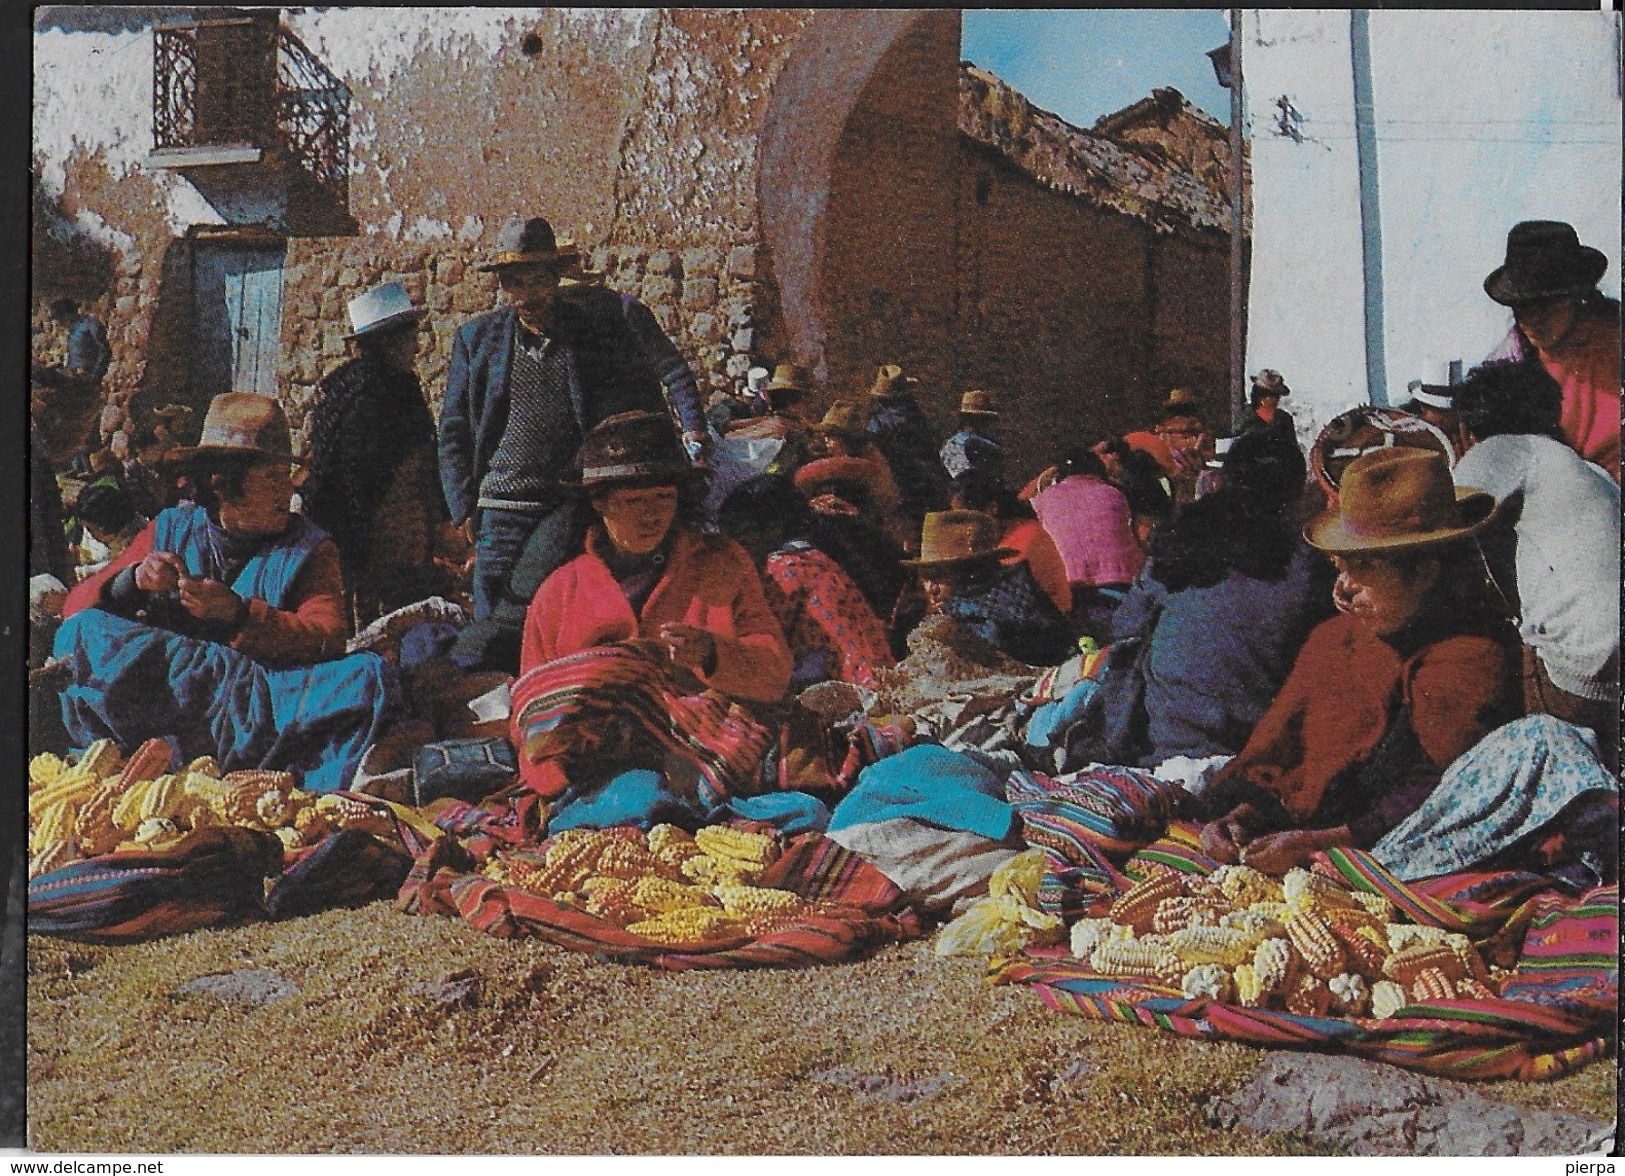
[1482,220,1620,481]
[864,363,951,533]
[51,393,397,793]
[439,214,666,672]
[1239,370,1295,440]
[305,281,447,622]
[939,389,1004,480]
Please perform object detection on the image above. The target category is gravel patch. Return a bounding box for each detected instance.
[173,968,300,1008]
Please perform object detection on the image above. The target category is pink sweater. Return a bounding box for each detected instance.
[1030,475,1145,588]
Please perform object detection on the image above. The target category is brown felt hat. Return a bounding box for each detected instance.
[1484,220,1608,307]
[764,362,813,399]
[478,215,575,273]
[901,509,1017,571]
[816,399,869,439]
[166,393,301,465]
[1304,448,1497,554]
[572,410,691,488]
[868,363,919,399]
[1163,386,1201,412]
[958,389,999,417]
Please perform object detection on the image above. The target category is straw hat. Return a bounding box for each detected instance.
[816,399,869,440]
[901,510,1017,571]
[1484,220,1608,307]
[793,455,885,501]
[166,393,300,465]
[1163,387,1201,412]
[344,281,426,340]
[571,410,692,489]
[868,363,919,399]
[477,215,570,273]
[555,239,602,288]
[763,362,812,405]
[1303,448,1496,554]
[958,389,999,417]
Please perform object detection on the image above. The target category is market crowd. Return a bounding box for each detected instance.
[29,215,1620,893]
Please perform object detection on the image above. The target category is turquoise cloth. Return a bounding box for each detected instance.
[546,769,831,837]
[829,744,1016,841]
[726,791,831,836]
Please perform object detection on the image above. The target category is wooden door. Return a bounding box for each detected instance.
[192,242,286,400]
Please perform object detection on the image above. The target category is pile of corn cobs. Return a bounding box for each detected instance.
[483,824,851,946]
[28,738,396,879]
[1069,864,1503,1019]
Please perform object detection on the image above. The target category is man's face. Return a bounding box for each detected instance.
[217,460,295,539]
[1157,414,1206,457]
[1329,552,1439,637]
[1513,295,1580,352]
[498,264,560,333]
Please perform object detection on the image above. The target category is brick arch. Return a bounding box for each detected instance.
[757,10,962,398]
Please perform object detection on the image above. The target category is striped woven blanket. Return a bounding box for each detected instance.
[511,643,775,805]
[993,823,1617,1081]
[399,830,922,970]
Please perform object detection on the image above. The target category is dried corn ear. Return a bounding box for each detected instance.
[1181,962,1234,1002]
[1328,972,1369,1015]
[76,739,122,779]
[680,854,752,887]
[1284,910,1347,980]
[715,883,802,917]
[29,768,103,818]
[1252,937,1295,991]
[1369,979,1409,1020]
[693,825,776,868]
[255,789,292,829]
[184,756,221,777]
[132,817,184,850]
[1328,920,1390,979]
[1409,967,1458,1002]
[1234,964,1266,1008]
[628,875,717,914]
[29,839,78,879]
[1153,895,1231,935]
[293,806,335,843]
[1350,891,1396,924]
[1454,977,1497,1001]
[1385,923,1451,952]
[222,769,295,793]
[1090,939,1181,985]
[1218,906,1285,945]
[1383,944,1467,986]
[1282,867,1358,912]
[1167,924,1252,968]
[1108,870,1186,934]
[1211,864,1284,908]
[1283,973,1334,1017]
[116,739,173,791]
[1069,918,1116,961]
[29,753,68,790]
[29,799,76,854]
[626,906,743,945]
[73,781,125,857]
[274,826,304,853]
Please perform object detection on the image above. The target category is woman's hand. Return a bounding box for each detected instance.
[658,622,717,674]
[1238,828,1334,874]
[177,575,245,624]
[1199,805,1255,865]
[133,550,186,594]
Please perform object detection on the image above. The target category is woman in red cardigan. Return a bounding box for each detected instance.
[513,411,792,799]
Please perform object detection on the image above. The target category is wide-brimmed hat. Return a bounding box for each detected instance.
[572,410,691,489]
[1304,448,1496,554]
[868,363,919,399]
[816,399,869,440]
[1250,369,1290,401]
[958,389,999,417]
[1163,387,1201,412]
[1309,405,1455,500]
[344,281,426,340]
[763,362,812,402]
[478,215,569,273]
[901,509,1017,571]
[1402,358,1458,412]
[166,393,299,465]
[1484,220,1608,307]
[554,239,602,288]
[793,455,886,501]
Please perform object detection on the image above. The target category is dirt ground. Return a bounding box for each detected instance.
[24,900,1617,1156]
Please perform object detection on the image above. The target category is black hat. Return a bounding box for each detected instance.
[572,411,691,488]
[1484,221,1608,306]
[478,215,571,273]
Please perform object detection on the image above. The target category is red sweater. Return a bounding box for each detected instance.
[520,528,792,705]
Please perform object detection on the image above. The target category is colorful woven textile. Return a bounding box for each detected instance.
[993,832,1618,1081]
[511,643,775,805]
[399,830,921,970]
[835,719,916,790]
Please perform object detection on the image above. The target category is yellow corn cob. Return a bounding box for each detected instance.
[583,878,646,925]
[1181,962,1235,1002]
[1247,900,1292,924]
[1383,944,1467,986]
[273,826,304,853]
[1218,906,1286,946]
[137,775,183,823]
[1090,938,1182,985]
[29,753,68,791]
[1385,923,1451,952]
[1069,917,1116,961]
[626,906,744,945]
[29,799,76,855]
[131,817,184,850]
[76,738,122,779]
[1153,895,1231,936]
[590,838,663,881]
[293,806,336,843]
[73,781,125,857]
[29,839,78,879]
[181,770,233,806]
[1108,870,1187,934]
[1443,934,1491,984]
[1167,924,1253,968]
[693,825,776,868]
[1328,972,1369,1015]
[112,778,154,831]
[1284,909,1347,980]
[1329,921,1390,979]
[1234,964,1266,1008]
[1351,891,1396,924]
[313,793,392,835]
[1283,973,1334,1017]
[1409,967,1457,1002]
[1454,977,1496,1001]
[184,755,221,777]
[646,824,703,869]
[254,789,293,829]
[222,769,295,793]
[115,738,173,791]
[28,768,103,819]
[1179,872,1228,902]
[1370,979,1409,1020]
[1282,867,1358,913]
[630,875,718,914]
[715,883,802,918]
[680,853,752,887]
[1211,864,1285,908]
[1253,937,1296,992]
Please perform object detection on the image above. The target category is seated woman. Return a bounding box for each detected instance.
[904,510,1076,668]
[950,468,1071,615]
[1199,448,1616,884]
[718,474,895,691]
[514,411,793,805]
[1029,447,1146,641]
[52,393,397,793]
[1068,429,1334,770]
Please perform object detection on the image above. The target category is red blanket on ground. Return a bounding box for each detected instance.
[992,822,1616,1082]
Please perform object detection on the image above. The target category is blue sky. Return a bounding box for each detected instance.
[962,9,1232,129]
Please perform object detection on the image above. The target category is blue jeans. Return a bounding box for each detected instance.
[455,501,586,672]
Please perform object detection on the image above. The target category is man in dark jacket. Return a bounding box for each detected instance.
[438,214,666,671]
[865,363,951,531]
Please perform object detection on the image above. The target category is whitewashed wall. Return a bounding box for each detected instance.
[1243,9,1623,445]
